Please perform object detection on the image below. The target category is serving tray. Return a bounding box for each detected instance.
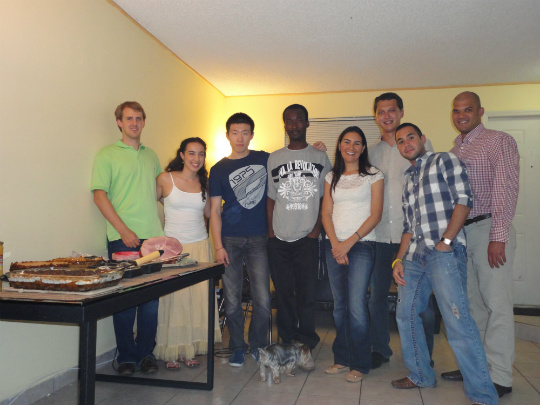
[5,267,124,292]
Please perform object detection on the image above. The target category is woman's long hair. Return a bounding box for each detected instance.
[330,126,374,194]
[165,137,208,201]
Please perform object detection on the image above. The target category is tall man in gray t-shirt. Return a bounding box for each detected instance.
[267,104,331,349]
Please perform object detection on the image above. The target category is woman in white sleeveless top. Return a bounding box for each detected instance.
[153,137,221,369]
[321,126,384,383]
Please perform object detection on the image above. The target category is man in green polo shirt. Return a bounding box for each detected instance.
[91,101,163,375]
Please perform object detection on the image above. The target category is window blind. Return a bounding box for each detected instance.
[285,117,381,164]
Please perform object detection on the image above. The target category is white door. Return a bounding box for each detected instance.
[486,112,540,306]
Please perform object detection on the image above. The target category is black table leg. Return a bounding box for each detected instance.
[79,320,97,405]
[206,277,215,389]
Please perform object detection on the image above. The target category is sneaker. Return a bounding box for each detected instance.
[117,362,136,375]
[140,356,158,374]
[251,349,260,363]
[229,349,245,367]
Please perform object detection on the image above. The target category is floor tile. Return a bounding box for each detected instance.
[28,383,77,405]
[514,361,540,378]
[296,393,358,405]
[98,384,178,405]
[24,310,540,405]
[419,385,471,405]
[526,376,540,391]
[514,348,540,364]
[359,400,423,405]
[164,384,241,405]
[230,388,298,405]
[303,375,361,400]
[359,380,423,404]
[244,366,309,392]
[515,338,540,353]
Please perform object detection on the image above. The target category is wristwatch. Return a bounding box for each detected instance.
[440,237,453,246]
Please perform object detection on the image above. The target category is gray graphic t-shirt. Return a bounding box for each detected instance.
[267,145,331,241]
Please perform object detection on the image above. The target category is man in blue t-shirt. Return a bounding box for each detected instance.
[209,113,272,367]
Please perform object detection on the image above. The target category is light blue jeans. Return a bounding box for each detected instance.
[396,244,497,405]
[326,240,374,373]
[369,242,436,362]
[222,235,271,352]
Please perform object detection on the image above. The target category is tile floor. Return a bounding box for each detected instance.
[29,311,540,405]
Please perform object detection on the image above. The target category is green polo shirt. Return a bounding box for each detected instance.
[91,140,163,242]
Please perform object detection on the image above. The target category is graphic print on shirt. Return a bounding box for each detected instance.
[274,160,324,211]
[229,164,266,209]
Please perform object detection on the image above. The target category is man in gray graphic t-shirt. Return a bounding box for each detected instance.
[267,104,331,350]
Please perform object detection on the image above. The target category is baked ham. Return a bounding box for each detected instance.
[140,237,182,260]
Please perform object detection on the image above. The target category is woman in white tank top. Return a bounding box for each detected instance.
[153,137,221,369]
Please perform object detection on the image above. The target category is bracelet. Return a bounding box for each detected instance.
[216,247,225,251]
[392,258,402,268]
[355,231,361,240]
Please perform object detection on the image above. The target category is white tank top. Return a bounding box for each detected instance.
[163,172,207,244]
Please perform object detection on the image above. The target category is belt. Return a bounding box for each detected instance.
[464,213,492,226]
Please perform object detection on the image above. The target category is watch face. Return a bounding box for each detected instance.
[441,238,453,246]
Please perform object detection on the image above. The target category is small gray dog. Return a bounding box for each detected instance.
[258,343,315,384]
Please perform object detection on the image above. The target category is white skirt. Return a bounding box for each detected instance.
[153,238,221,361]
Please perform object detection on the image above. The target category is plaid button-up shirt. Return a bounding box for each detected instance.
[450,124,519,243]
[402,151,473,261]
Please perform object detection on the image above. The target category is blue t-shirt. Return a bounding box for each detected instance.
[209,150,269,237]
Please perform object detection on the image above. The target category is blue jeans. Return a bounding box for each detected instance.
[326,240,374,373]
[222,235,271,352]
[369,242,435,362]
[397,245,497,405]
[108,239,158,365]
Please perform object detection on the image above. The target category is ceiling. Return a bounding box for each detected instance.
[112,0,540,97]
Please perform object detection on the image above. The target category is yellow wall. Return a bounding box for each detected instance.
[1,0,539,402]
[224,84,540,154]
[0,0,224,400]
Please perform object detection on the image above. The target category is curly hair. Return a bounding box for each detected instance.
[165,137,208,201]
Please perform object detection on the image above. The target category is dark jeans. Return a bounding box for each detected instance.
[326,239,375,373]
[222,235,271,352]
[369,242,435,361]
[108,239,158,365]
[267,236,320,350]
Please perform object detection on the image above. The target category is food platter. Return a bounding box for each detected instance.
[5,267,125,292]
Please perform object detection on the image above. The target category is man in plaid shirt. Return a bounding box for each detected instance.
[390,123,497,405]
[442,92,519,399]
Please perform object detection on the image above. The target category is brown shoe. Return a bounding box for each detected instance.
[391,377,419,389]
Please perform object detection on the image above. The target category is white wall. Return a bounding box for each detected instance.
[0,0,224,401]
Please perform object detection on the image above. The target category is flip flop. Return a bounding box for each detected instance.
[165,360,181,370]
[325,364,348,374]
[346,371,364,383]
[183,358,200,368]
